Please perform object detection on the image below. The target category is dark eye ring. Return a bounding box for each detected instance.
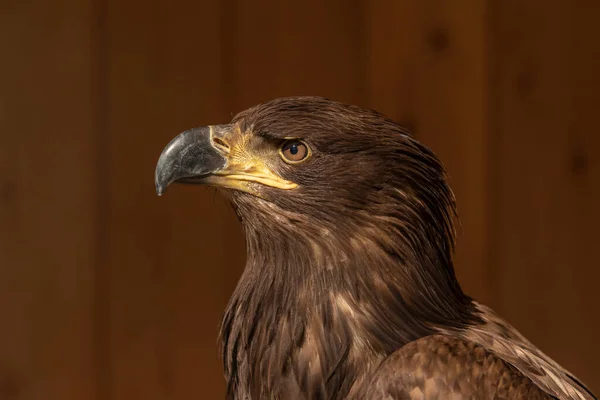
[280,140,310,163]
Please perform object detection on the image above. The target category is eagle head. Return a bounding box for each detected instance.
[155,96,479,398]
[156,96,456,259]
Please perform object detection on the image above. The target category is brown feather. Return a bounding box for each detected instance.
[354,334,552,399]
[455,304,596,399]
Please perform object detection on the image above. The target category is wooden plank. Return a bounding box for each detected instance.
[564,2,600,388]
[488,0,600,390]
[102,0,241,398]
[225,0,367,111]
[0,0,96,399]
[367,0,489,302]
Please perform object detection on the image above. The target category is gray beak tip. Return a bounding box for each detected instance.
[154,162,171,196]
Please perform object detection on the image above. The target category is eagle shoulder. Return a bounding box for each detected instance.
[354,334,552,399]
[456,303,596,400]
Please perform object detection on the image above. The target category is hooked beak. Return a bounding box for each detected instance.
[155,124,297,196]
[155,126,227,196]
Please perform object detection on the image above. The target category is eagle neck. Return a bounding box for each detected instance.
[219,211,479,398]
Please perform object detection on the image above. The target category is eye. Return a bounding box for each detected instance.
[280,140,310,163]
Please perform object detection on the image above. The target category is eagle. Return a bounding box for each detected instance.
[155,97,596,399]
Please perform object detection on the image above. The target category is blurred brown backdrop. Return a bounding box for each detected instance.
[1,0,599,399]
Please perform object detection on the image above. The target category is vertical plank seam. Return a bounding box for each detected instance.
[484,0,502,307]
[91,0,112,397]
[356,0,370,107]
[220,0,237,120]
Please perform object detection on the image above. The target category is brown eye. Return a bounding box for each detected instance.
[280,140,310,163]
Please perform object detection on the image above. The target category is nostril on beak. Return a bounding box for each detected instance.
[212,137,230,154]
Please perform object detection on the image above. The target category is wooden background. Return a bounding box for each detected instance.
[1,0,598,398]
